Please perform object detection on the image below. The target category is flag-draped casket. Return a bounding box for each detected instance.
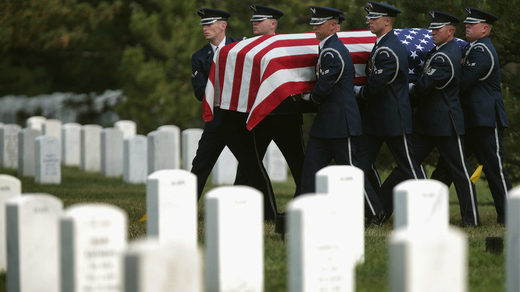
[203,28,466,130]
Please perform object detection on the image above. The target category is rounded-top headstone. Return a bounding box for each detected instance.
[62,123,82,166]
[389,227,467,292]
[146,169,197,246]
[124,239,202,292]
[115,120,137,139]
[0,124,21,169]
[393,179,449,231]
[506,186,520,292]
[205,186,263,292]
[0,175,21,272]
[6,193,63,292]
[35,135,61,184]
[181,128,203,170]
[60,203,128,292]
[287,194,355,292]
[26,116,46,131]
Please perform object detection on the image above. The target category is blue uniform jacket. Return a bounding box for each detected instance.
[413,39,465,136]
[310,34,362,138]
[460,36,508,129]
[360,30,413,136]
[191,37,241,132]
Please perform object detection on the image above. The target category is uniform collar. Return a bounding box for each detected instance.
[435,41,448,51]
[210,36,227,53]
[319,34,335,50]
[376,31,389,44]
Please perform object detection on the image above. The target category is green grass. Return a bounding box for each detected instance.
[0,166,509,291]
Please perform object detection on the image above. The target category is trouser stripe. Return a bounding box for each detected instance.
[457,135,478,225]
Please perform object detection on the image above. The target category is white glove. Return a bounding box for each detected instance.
[408,83,415,92]
[302,93,311,101]
[353,85,362,96]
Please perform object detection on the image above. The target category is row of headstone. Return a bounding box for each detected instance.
[4,117,288,186]
[0,169,516,291]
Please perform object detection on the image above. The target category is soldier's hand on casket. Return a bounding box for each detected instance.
[301,93,311,101]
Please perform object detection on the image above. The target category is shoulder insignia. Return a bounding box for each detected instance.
[378,50,390,58]
[319,68,330,75]
[375,68,383,75]
[323,51,336,59]
[433,54,446,63]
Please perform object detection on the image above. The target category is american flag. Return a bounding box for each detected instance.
[203,28,467,130]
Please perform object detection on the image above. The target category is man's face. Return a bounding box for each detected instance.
[431,25,453,45]
[252,19,276,36]
[313,20,337,40]
[202,20,226,42]
[368,17,386,35]
[465,22,487,42]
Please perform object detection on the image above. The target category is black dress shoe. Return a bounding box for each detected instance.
[366,211,387,227]
[275,212,286,232]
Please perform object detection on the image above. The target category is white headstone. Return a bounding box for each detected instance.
[60,204,128,292]
[26,116,46,131]
[205,186,263,292]
[80,124,102,172]
[101,128,124,177]
[393,179,449,231]
[0,175,21,272]
[35,136,61,184]
[288,195,355,292]
[62,123,81,166]
[211,146,237,185]
[389,228,467,292]
[124,135,147,184]
[18,128,41,177]
[0,124,21,169]
[6,194,63,292]
[157,125,181,169]
[147,130,179,174]
[124,239,202,292]
[147,170,197,247]
[114,120,136,139]
[42,119,62,147]
[263,141,287,182]
[316,165,365,264]
[506,186,520,292]
[181,128,203,170]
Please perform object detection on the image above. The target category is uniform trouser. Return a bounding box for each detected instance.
[431,126,511,223]
[300,136,384,216]
[191,124,277,220]
[381,134,480,225]
[360,134,426,213]
[235,114,305,198]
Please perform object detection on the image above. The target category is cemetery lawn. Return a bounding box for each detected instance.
[0,166,506,292]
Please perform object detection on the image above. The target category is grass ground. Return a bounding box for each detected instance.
[0,166,508,292]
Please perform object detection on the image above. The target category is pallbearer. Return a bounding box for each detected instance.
[355,2,425,223]
[385,11,481,226]
[431,7,511,225]
[190,8,277,220]
[300,6,385,225]
[235,4,305,207]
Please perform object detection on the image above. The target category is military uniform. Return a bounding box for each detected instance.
[299,7,385,219]
[190,8,277,220]
[384,12,480,226]
[235,4,305,198]
[357,2,425,217]
[431,8,511,224]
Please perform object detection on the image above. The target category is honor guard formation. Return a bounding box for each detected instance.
[190,3,511,227]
